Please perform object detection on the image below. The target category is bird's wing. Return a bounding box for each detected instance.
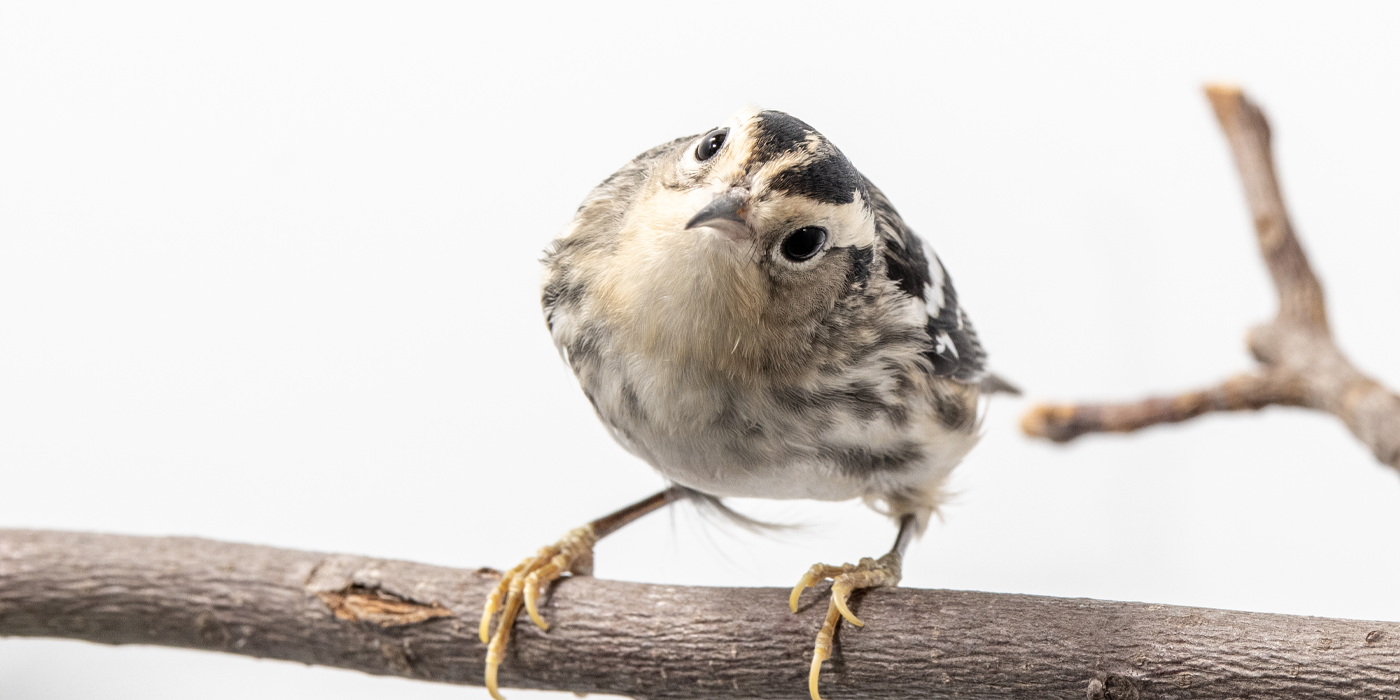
[865,179,990,386]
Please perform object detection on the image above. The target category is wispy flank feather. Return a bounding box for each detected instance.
[670,484,793,534]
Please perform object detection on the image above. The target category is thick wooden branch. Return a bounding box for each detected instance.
[1022,86,1400,471]
[4,529,1400,699]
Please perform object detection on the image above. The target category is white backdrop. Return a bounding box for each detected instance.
[3,3,1399,698]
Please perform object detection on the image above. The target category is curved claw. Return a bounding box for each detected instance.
[796,552,904,700]
[486,662,502,700]
[480,576,509,643]
[829,578,865,627]
[524,562,562,630]
[789,563,828,612]
[479,526,599,700]
[485,583,525,700]
[808,598,842,700]
[790,562,860,612]
[481,556,543,643]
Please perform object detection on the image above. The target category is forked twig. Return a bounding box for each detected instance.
[1022,86,1400,472]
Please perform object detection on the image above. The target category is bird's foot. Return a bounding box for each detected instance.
[479,525,597,700]
[789,551,903,700]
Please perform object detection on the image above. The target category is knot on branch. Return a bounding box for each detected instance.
[316,585,455,627]
[1086,673,1141,700]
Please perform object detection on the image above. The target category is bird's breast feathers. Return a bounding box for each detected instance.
[541,108,989,508]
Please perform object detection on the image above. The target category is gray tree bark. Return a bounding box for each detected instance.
[2,528,1397,699]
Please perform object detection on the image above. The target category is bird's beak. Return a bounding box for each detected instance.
[685,188,753,242]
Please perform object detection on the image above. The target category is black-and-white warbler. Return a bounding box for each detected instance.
[480,107,1014,700]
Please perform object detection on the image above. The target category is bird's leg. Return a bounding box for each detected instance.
[479,487,678,700]
[790,513,918,700]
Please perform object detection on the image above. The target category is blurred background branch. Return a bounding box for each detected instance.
[1023,86,1400,472]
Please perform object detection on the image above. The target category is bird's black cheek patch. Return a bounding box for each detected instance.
[767,155,861,205]
[882,239,932,300]
[846,245,873,289]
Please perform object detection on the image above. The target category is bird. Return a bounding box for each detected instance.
[479,106,1015,700]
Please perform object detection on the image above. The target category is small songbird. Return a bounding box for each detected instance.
[480,107,1014,700]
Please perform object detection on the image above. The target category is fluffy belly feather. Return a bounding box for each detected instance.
[580,349,974,505]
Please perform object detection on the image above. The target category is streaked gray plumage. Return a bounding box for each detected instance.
[483,106,1011,700]
[542,106,998,530]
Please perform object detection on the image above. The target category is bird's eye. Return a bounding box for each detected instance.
[695,128,729,161]
[779,226,828,262]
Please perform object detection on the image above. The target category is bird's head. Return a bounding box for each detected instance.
[588,108,883,376]
[673,107,876,252]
